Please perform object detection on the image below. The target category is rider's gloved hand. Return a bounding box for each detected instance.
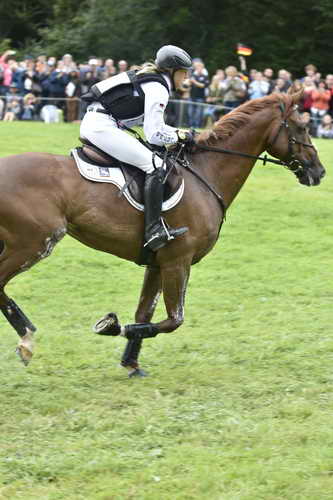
[176,129,196,147]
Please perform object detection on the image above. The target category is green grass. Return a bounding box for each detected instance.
[0,122,333,499]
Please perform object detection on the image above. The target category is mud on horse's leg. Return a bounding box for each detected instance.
[122,260,191,365]
[121,265,161,377]
[0,290,36,366]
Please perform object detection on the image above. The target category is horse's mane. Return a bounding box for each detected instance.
[196,92,295,147]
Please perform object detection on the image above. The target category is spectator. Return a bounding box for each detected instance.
[102,58,117,78]
[117,60,128,73]
[247,71,270,100]
[188,60,210,127]
[263,68,275,93]
[272,77,289,94]
[276,69,292,92]
[324,74,333,116]
[62,54,77,73]
[300,76,317,113]
[21,58,36,95]
[301,64,317,82]
[49,61,69,112]
[220,65,247,112]
[0,49,16,94]
[3,83,22,121]
[316,113,333,138]
[300,111,317,137]
[21,93,38,120]
[64,69,81,122]
[310,80,331,128]
[204,74,225,126]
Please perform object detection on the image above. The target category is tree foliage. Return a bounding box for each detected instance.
[4,0,333,76]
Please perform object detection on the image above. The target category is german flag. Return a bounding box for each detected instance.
[236,43,253,56]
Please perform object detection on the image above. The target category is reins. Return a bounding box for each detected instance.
[192,142,286,167]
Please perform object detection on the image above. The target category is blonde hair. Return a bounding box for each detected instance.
[136,61,166,76]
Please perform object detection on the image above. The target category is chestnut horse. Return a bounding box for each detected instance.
[0,88,325,376]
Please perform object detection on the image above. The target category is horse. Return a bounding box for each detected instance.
[0,87,325,376]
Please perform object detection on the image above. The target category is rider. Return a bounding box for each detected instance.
[80,45,194,252]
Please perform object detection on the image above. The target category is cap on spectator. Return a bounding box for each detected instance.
[24,55,34,60]
[10,82,18,88]
[88,58,99,65]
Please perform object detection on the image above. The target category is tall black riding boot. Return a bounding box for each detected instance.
[144,169,188,252]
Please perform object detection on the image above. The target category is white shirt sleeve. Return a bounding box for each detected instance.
[141,81,179,146]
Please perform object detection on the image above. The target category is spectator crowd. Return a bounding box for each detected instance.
[1,49,333,138]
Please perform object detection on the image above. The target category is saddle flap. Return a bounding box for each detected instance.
[76,142,183,206]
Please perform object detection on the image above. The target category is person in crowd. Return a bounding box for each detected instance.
[271,77,289,94]
[3,83,22,120]
[117,60,128,73]
[316,113,333,138]
[310,79,331,128]
[275,69,292,92]
[300,111,317,137]
[80,45,194,252]
[220,65,247,112]
[49,60,69,113]
[102,58,117,79]
[21,58,37,95]
[64,69,82,122]
[62,54,77,73]
[247,71,270,100]
[262,68,275,93]
[20,93,38,120]
[0,49,16,94]
[301,64,317,82]
[324,74,333,116]
[188,60,210,127]
[204,74,225,125]
[300,76,317,113]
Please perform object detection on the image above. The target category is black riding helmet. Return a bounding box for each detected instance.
[155,45,192,71]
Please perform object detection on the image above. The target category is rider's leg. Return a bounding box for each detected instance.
[80,112,157,172]
[80,112,188,250]
[143,169,187,251]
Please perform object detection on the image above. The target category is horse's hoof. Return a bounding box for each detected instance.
[128,368,148,378]
[93,312,121,336]
[15,346,32,366]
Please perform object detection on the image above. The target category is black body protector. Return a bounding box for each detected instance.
[82,69,188,252]
[82,70,170,120]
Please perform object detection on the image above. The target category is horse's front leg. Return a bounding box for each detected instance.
[121,265,161,377]
[122,259,191,342]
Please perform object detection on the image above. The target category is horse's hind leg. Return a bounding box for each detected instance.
[0,226,66,365]
[121,265,161,377]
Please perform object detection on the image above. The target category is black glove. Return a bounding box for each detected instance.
[176,129,196,146]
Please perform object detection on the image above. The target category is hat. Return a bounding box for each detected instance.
[88,58,98,65]
[10,82,18,88]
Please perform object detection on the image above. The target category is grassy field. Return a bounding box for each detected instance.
[0,122,332,500]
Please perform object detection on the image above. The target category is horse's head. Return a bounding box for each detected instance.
[266,86,326,186]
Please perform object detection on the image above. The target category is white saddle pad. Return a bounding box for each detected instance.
[71,148,184,212]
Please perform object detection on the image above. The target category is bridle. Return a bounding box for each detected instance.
[191,101,315,175]
[175,100,316,217]
[268,102,315,175]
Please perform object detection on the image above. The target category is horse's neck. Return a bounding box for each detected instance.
[197,121,268,208]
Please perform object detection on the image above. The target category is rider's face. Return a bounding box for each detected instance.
[173,69,189,90]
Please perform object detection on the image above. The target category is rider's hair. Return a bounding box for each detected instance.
[136,61,168,75]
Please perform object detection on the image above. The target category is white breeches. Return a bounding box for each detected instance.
[80,110,163,173]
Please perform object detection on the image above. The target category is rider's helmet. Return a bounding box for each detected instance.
[155,45,192,71]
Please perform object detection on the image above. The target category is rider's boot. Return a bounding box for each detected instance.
[143,168,188,252]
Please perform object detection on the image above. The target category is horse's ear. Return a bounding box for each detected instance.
[287,83,304,104]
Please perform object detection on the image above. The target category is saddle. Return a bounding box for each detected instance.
[78,138,182,205]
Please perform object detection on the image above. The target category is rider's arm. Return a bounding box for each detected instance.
[141,81,179,146]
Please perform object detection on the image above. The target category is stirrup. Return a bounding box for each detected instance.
[144,218,188,252]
